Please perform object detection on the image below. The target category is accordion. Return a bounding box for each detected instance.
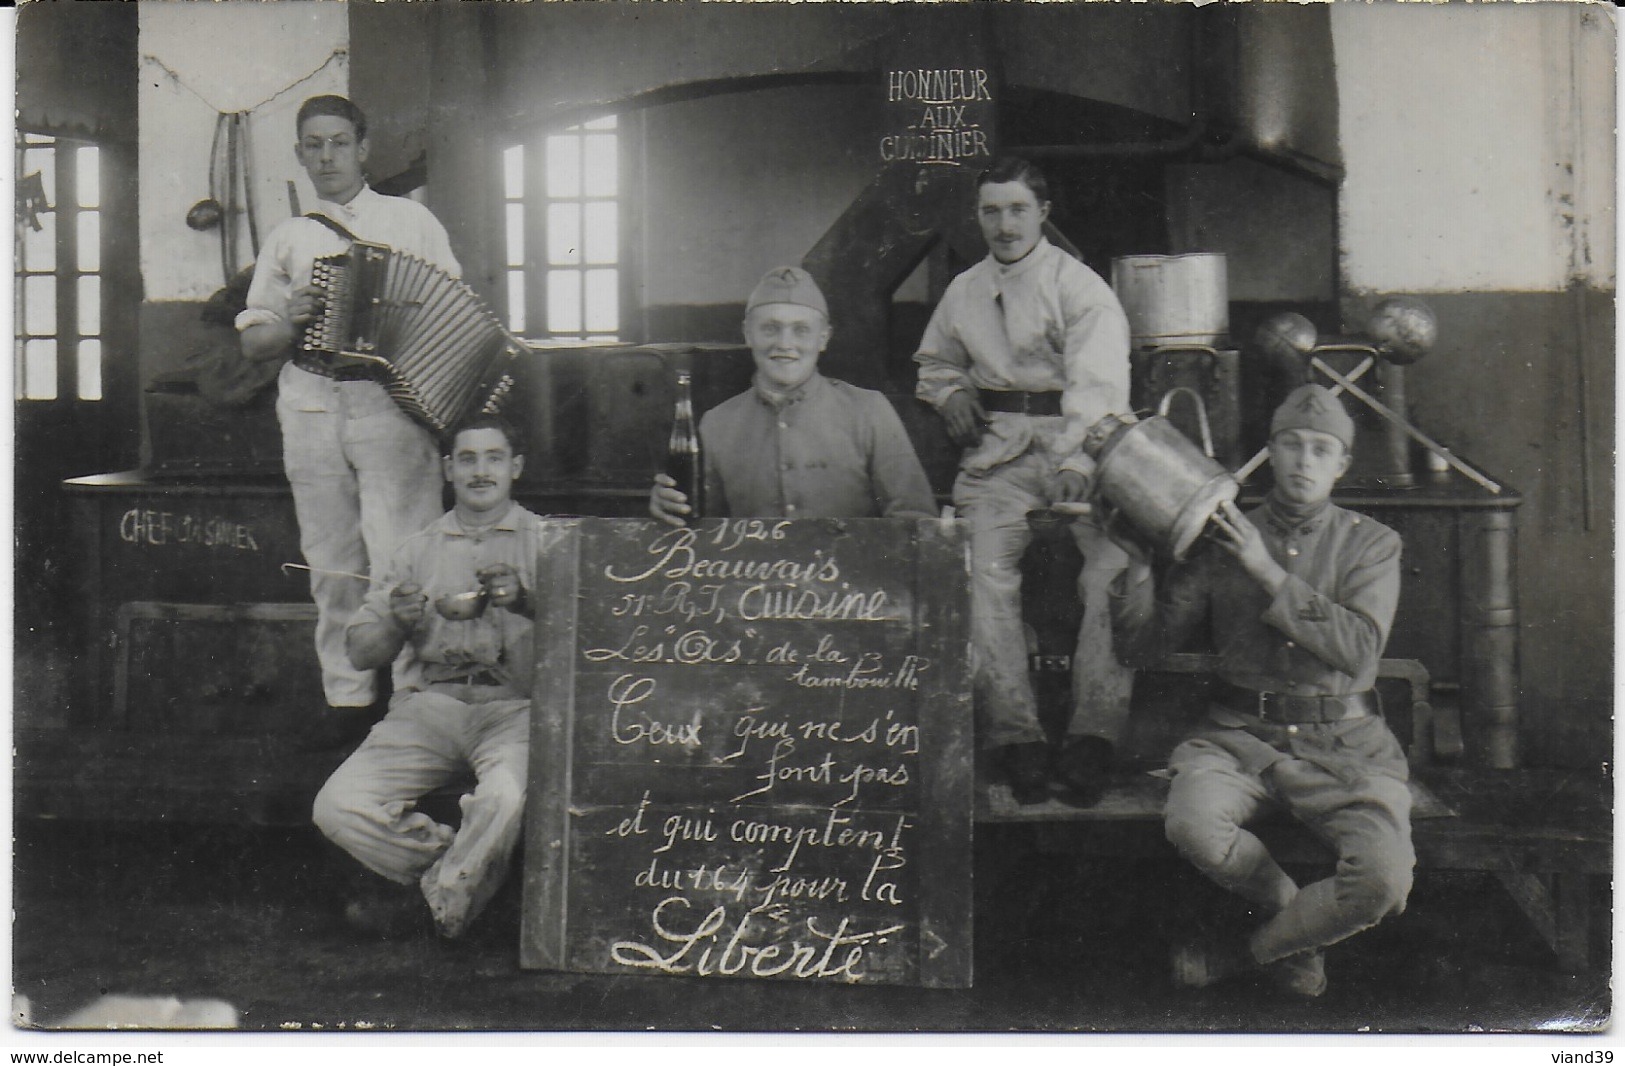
[301,240,522,432]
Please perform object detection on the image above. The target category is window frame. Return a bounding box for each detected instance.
[500,113,639,346]
[15,130,103,403]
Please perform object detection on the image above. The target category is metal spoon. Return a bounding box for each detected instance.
[280,562,389,585]
[434,588,491,621]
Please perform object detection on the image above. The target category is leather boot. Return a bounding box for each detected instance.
[1055,735,1114,807]
[998,741,1052,805]
[343,882,432,940]
[1267,950,1328,998]
[1171,935,1256,989]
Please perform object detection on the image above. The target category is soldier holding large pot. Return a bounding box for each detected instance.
[1110,385,1412,998]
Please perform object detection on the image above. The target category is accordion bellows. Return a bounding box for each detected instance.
[303,241,519,432]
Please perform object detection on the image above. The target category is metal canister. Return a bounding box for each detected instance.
[1083,413,1239,561]
[1111,253,1229,349]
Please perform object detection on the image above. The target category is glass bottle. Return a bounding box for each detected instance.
[665,369,705,519]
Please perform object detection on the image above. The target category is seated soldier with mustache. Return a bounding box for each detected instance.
[313,413,541,940]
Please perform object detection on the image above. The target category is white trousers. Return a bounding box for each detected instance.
[312,687,530,938]
[954,449,1134,750]
[277,368,443,707]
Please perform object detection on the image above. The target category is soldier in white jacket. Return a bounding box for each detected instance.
[914,156,1134,806]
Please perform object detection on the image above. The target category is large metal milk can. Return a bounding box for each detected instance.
[1083,413,1239,561]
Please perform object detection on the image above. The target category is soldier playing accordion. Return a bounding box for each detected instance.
[237,94,465,752]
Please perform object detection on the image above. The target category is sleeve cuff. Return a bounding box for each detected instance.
[1261,574,1314,632]
[234,308,282,332]
[1056,453,1098,478]
[919,382,971,409]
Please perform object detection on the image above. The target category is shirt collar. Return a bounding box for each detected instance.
[314,184,378,220]
[752,371,827,412]
[436,501,525,537]
[989,236,1053,283]
[1261,492,1332,536]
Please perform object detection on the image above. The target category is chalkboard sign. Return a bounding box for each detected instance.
[521,517,974,988]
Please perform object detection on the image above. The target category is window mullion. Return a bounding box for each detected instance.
[14,138,24,399]
[526,138,546,341]
[575,131,587,338]
[56,141,78,403]
[522,119,620,343]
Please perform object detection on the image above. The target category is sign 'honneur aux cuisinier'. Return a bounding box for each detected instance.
[880,67,995,165]
[522,518,974,988]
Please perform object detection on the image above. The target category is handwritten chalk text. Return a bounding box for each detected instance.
[119,508,261,551]
[610,897,905,982]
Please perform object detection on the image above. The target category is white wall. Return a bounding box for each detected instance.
[1333,3,1615,293]
[138,3,349,301]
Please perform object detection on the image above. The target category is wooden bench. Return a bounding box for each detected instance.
[973,655,1611,972]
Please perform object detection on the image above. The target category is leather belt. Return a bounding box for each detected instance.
[432,668,505,688]
[1211,680,1374,725]
[978,389,1063,416]
[293,352,381,382]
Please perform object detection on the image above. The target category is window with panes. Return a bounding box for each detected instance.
[502,116,620,342]
[15,132,103,401]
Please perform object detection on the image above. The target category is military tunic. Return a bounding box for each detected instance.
[700,372,936,521]
[1111,494,1414,966]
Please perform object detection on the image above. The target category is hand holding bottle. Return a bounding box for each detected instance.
[663,370,705,523]
[650,473,692,527]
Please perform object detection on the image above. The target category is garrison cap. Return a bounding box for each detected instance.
[746,267,829,318]
[1271,384,1356,450]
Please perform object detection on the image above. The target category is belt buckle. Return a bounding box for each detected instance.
[1018,392,1036,415]
[1256,691,1280,723]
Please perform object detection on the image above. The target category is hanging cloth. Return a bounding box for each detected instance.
[209,113,231,285]
[237,112,260,259]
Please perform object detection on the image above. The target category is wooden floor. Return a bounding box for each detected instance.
[15,729,345,826]
[10,815,1613,1033]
